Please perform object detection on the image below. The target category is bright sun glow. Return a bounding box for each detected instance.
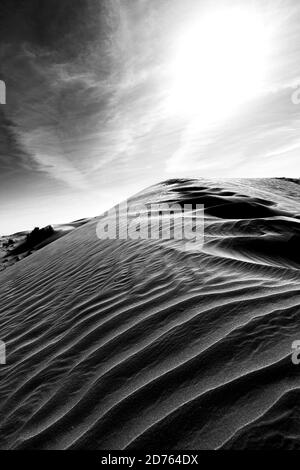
[168,7,271,123]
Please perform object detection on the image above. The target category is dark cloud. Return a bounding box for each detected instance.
[0,111,32,173]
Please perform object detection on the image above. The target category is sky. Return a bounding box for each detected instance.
[0,0,300,234]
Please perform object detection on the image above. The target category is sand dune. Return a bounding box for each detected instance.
[0,178,299,449]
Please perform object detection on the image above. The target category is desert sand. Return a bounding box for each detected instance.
[0,178,299,449]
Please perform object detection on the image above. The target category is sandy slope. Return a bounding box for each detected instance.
[0,178,299,450]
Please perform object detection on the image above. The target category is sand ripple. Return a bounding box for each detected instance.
[0,178,299,449]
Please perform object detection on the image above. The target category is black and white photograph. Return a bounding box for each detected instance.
[0,0,300,457]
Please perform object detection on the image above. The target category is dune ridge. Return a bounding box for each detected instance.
[0,178,299,449]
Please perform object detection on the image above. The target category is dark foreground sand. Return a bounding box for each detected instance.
[0,178,299,449]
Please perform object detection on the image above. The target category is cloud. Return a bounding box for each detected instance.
[1,0,300,233]
[166,85,300,176]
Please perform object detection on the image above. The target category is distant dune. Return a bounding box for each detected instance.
[0,178,299,449]
[0,218,90,272]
